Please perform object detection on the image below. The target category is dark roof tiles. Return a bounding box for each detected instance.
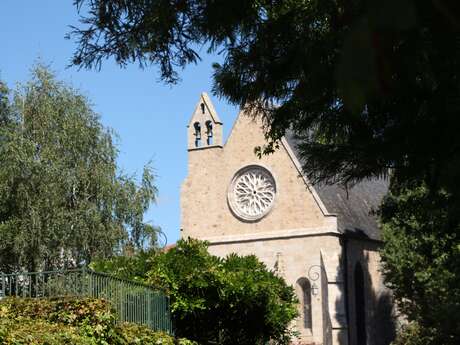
[314,178,389,240]
[285,134,389,240]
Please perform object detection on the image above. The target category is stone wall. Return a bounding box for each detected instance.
[346,239,396,345]
[181,111,335,241]
[207,234,345,345]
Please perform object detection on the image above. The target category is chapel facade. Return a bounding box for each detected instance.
[180,93,395,345]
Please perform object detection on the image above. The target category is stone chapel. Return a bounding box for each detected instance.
[180,93,395,345]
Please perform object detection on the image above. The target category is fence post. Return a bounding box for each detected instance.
[81,266,89,296]
[0,272,4,299]
[147,290,152,329]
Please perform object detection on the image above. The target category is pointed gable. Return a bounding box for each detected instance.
[187,92,222,128]
[182,107,338,243]
[187,92,223,149]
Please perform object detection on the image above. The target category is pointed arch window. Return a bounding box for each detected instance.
[296,277,312,331]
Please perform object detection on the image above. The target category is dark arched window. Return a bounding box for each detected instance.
[205,120,213,145]
[193,121,201,147]
[296,277,312,331]
[355,263,367,345]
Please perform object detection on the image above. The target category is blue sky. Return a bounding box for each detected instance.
[0,1,239,245]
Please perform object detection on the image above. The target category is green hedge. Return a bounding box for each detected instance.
[0,297,194,345]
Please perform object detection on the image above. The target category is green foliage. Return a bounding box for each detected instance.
[0,297,118,344]
[0,297,193,345]
[0,318,92,345]
[90,247,156,283]
[0,80,9,125]
[0,65,158,272]
[148,238,298,345]
[380,182,460,345]
[390,322,435,345]
[0,297,115,326]
[119,324,195,345]
[116,324,177,345]
[71,1,460,191]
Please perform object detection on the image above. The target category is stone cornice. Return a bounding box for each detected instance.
[203,224,340,245]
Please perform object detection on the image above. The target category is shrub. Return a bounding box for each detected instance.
[380,183,460,345]
[1,297,115,326]
[391,322,436,345]
[148,238,298,345]
[0,297,194,345]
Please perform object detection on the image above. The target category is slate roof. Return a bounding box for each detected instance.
[284,134,389,241]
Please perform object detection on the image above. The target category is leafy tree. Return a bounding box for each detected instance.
[0,81,9,125]
[148,238,298,345]
[0,65,158,273]
[70,0,460,190]
[379,181,460,345]
[90,246,156,283]
[89,222,162,282]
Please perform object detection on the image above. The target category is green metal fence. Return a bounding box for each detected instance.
[0,268,172,333]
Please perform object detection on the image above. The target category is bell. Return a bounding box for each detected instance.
[194,122,201,139]
[205,120,213,136]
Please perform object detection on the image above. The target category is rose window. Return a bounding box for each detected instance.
[228,165,276,221]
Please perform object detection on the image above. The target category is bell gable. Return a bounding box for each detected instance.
[181,95,338,243]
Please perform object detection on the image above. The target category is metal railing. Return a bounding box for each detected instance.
[0,268,172,333]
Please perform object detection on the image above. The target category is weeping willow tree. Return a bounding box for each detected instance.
[0,65,158,273]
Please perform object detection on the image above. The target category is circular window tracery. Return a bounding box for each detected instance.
[227,165,276,221]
